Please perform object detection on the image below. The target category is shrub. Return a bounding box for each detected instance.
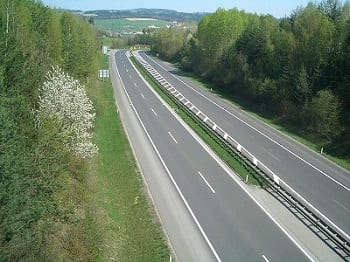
[36,67,98,158]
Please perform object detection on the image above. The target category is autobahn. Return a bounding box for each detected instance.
[139,51,350,242]
[113,49,312,261]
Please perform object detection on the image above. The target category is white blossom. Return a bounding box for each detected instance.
[36,66,98,158]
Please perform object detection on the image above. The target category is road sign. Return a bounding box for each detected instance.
[98,69,109,78]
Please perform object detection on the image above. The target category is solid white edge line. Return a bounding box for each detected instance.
[116,51,222,262]
[333,200,350,214]
[168,132,178,144]
[144,53,350,192]
[198,172,215,194]
[135,52,315,261]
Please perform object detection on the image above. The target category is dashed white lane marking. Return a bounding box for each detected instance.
[168,132,178,144]
[198,172,215,194]
[262,148,280,162]
[129,74,132,79]
[151,108,157,117]
[334,200,350,214]
[134,82,138,87]
[141,93,145,99]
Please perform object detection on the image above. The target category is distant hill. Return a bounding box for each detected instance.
[82,8,210,22]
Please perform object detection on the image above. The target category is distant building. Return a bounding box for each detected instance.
[148,25,160,29]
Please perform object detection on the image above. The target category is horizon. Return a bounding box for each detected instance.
[71,7,211,14]
[41,0,312,18]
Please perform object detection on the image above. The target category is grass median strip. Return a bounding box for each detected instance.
[85,54,169,261]
[131,56,264,186]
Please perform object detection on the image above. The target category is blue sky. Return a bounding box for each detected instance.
[41,0,313,18]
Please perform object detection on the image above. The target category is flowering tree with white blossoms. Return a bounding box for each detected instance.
[36,66,98,158]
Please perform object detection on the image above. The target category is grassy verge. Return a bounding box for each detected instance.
[131,56,264,186]
[85,54,169,261]
[176,69,350,171]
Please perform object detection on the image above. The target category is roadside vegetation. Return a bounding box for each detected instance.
[0,0,168,260]
[0,0,99,259]
[146,0,350,169]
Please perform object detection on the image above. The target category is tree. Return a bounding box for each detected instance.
[292,3,336,85]
[60,11,99,79]
[196,8,248,79]
[36,67,98,159]
[294,65,310,105]
[306,89,342,138]
[319,0,342,23]
[47,10,63,63]
[151,28,187,60]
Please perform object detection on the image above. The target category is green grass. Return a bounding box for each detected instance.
[95,18,170,33]
[176,69,350,171]
[85,54,169,261]
[101,36,114,46]
[131,56,264,186]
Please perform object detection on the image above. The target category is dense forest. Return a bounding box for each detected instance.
[0,0,99,259]
[150,0,350,157]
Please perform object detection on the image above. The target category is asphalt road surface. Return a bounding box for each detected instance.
[113,50,312,261]
[139,51,350,241]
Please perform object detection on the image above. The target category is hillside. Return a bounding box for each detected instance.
[82,8,209,21]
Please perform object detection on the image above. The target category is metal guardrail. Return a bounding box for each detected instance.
[131,50,350,260]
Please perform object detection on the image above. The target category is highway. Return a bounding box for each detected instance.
[139,52,350,240]
[113,49,311,261]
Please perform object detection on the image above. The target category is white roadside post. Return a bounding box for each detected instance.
[102,45,108,54]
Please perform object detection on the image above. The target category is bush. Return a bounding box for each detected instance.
[36,67,98,159]
[305,89,343,139]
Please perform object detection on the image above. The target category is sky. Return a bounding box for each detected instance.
[41,0,313,18]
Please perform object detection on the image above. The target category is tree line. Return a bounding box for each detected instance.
[150,0,350,156]
[0,0,99,259]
